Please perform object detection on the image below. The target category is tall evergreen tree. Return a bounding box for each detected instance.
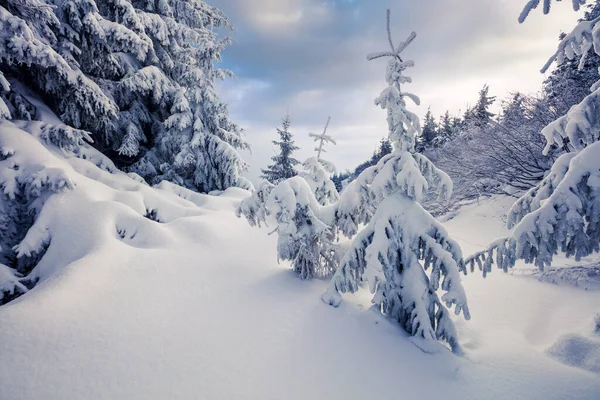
[451,113,464,133]
[0,0,118,133]
[261,115,300,184]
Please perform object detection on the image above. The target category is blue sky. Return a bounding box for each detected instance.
[211,0,582,183]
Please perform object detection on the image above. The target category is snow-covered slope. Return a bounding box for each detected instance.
[0,173,599,398]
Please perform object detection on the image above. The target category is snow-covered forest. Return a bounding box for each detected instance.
[1,0,599,399]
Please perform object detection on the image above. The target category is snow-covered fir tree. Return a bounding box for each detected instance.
[375,137,394,159]
[322,10,470,352]
[0,0,251,301]
[500,93,526,123]
[124,0,251,192]
[264,177,338,279]
[467,0,600,276]
[0,120,85,303]
[299,117,339,205]
[261,115,300,185]
[300,157,339,206]
[0,0,118,133]
[0,0,250,193]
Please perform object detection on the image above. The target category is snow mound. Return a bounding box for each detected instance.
[0,188,599,398]
[536,265,600,291]
[547,334,600,374]
[0,120,215,297]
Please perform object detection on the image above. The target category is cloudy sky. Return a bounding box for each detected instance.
[211,0,583,183]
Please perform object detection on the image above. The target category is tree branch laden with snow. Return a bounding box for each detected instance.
[466,1,600,276]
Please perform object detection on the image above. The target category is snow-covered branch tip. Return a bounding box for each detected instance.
[367,32,416,61]
[386,9,395,52]
[520,0,595,74]
[465,238,514,277]
[519,0,585,23]
[539,15,600,73]
[367,9,416,61]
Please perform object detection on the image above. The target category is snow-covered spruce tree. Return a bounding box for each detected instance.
[0,0,118,133]
[0,0,250,193]
[540,1,600,119]
[238,157,378,281]
[265,177,338,279]
[435,110,455,146]
[467,1,600,276]
[116,0,251,192]
[322,10,470,353]
[237,178,338,279]
[51,0,159,152]
[261,115,300,185]
[299,117,339,206]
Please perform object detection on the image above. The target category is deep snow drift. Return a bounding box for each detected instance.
[0,176,599,399]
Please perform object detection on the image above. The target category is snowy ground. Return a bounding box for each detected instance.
[0,190,599,399]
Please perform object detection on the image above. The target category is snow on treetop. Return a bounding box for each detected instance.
[308,116,335,159]
[367,10,421,152]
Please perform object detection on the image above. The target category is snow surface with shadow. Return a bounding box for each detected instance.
[0,124,599,399]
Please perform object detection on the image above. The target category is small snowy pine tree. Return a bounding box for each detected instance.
[237,118,339,279]
[265,177,338,279]
[261,115,300,185]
